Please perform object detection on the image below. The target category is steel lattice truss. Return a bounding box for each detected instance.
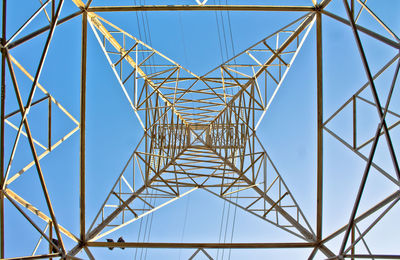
[1,0,400,259]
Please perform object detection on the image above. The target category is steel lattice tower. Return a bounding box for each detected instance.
[1,0,400,259]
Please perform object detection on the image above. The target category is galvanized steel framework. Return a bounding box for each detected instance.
[1,0,400,259]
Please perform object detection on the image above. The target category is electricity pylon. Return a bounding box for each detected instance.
[1,0,400,259]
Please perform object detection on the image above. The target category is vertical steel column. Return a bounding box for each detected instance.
[316,10,323,242]
[80,10,87,244]
[0,0,6,257]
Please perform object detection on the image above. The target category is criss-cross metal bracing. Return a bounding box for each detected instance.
[1,0,400,259]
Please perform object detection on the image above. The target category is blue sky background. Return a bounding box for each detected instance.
[2,0,400,259]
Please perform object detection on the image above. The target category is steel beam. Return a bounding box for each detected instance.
[88,5,316,12]
[5,253,61,260]
[7,10,83,50]
[322,10,400,50]
[316,11,323,242]
[87,242,316,249]
[3,191,61,255]
[344,255,400,259]
[80,11,87,244]
[0,0,6,256]
[4,188,78,242]
[322,190,400,244]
